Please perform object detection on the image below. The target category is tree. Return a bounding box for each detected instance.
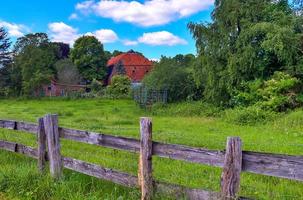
[188,0,303,105]
[13,33,58,95]
[112,50,123,57]
[143,56,197,102]
[0,27,12,96]
[70,36,107,82]
[0,27,11,67]
[52,42,70,59]
[55,59,81,84]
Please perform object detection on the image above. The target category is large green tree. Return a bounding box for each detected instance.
[0,27,12,96]
[13,33,58,95]
[189,0,303,105]
[143,56,197,102]
[0,27,11,67]
[70,36,107,81]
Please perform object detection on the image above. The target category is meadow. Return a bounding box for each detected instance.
[0,98,302,200]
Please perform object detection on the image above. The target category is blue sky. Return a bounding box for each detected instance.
[0,0,214,59]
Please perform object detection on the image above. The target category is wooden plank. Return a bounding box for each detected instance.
[155,182,221,200]
[242,151,303,181]
[44,114,62,179]
[62,157,138,187]
[153,142,225,167]
[139,118,153,200]
[59,127,140,152]
[37,118,47,172]
[62,156,227,200]
[0,120,16,129]
[59,127,225,167]
[0,140,38,158]
[16,121,38,134]
[221,137,242,199]
[0,120,37,134]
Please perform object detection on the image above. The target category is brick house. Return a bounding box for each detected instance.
[106,50,153,84]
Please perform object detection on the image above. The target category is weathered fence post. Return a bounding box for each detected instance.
[37,117,47,172]
[221,137,242,199]
[138,117,153,200]
[43,114,62,179]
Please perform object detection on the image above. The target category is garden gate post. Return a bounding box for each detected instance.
[138,117,153,200]
[221,137,242,199]
[43,114,62,180]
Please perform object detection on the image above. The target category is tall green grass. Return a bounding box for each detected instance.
[0,99,302,199]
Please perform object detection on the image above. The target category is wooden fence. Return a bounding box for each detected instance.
[0,114,302,200]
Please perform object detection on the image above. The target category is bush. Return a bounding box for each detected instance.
[90,79,104,94]
[223,106,278,125]
[232,72,303,112]
[106,75,131,98]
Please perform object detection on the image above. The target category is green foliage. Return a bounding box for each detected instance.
[233,72,302,111]
[188,0,303,105]
[55,59,81,85]
[12,33,58,96]
[143,56,198,102]
[90,79,104,94]
[0,27,12,97]
[223,106,277,125]
[0,27,11,66]
[106,75,131,98]
[70,36,107,81]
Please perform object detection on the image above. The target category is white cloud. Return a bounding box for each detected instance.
[48,22,79,45]
[76,0,214,27]
[138,31,187,46]
[122,39,138,46]
[69,13,79,20]
[0,21,29,37]
[94,29,118,43]
[48,22,119,45]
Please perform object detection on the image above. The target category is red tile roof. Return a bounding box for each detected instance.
[107,51,153,67]
[107,51,153,83]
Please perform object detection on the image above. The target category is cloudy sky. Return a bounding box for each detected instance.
[0,0,214,59]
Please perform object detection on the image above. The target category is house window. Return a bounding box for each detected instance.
[48,86,51,91]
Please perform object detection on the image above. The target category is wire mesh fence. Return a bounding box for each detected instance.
[132,86,168,108]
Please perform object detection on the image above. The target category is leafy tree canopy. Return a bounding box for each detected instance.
[189,0,303,105]
[13,33,58,95]
[70,36,107,82]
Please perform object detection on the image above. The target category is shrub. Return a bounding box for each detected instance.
[90,79,104,94]
[223,106,278,125]
[232,72,303,112]
[106,75,131,98]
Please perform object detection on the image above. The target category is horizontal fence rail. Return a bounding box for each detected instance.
[0,117,302,200]
[0,139,226,200]
[1,119,302,181]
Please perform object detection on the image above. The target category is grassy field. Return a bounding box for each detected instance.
[0,98,302,199]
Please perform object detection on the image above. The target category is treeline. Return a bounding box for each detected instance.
[143,0,303,112]
[0,30,124,97]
